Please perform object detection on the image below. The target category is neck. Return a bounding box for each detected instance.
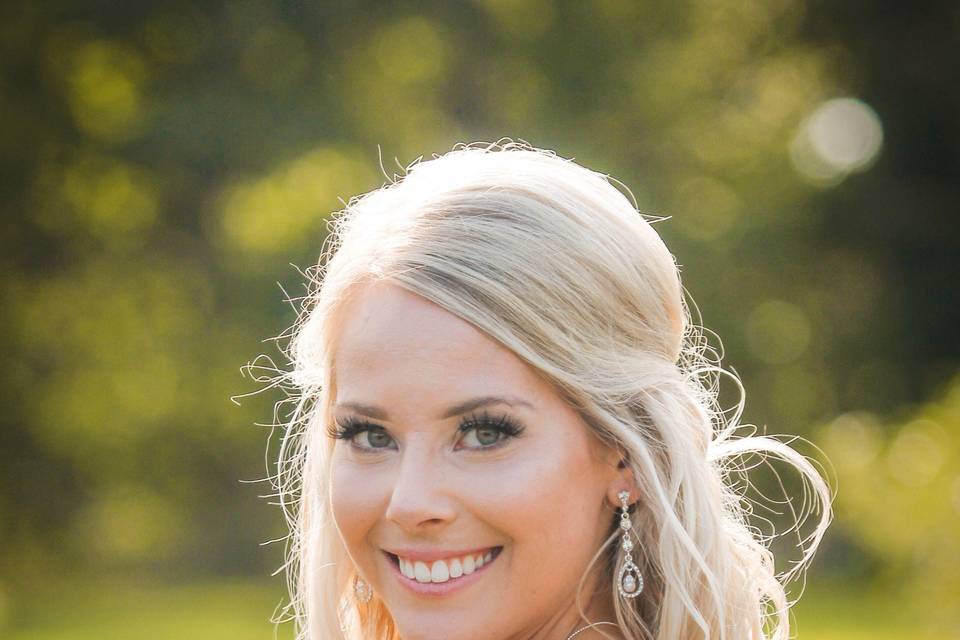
[567,591,621,639]
[514,582,622,640]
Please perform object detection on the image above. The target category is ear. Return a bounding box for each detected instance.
[604,449,640,510]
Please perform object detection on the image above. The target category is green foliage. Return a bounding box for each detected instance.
[0,0,956,636]
[2,580,295,640]
[818,374,960,632]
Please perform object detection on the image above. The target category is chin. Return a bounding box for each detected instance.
[392,617,470,640]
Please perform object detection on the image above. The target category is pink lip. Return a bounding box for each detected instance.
[382,548,502,598]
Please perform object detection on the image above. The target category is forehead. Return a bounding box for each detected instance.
[331,282,546,406]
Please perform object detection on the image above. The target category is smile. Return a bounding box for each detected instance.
[383,547,503,595]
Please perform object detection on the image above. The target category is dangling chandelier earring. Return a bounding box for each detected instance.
[354,575,373,604]
[617,490,644,599]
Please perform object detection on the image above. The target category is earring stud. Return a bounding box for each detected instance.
[354,575,373,604]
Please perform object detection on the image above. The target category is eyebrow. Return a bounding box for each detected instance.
[334,395,535,421]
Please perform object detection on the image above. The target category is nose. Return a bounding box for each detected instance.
[384,442,457,532]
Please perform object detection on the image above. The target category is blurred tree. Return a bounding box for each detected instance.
[818,373,960,634]
[0,3,955,627]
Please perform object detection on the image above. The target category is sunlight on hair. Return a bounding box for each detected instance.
[247,140,835,640]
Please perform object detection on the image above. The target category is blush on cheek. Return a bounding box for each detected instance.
[328,460,382,567]
[477,439,602,553]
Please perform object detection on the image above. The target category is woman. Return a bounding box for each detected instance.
[269,141,833,639]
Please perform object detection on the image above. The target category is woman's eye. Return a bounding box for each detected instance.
[333,412,522,452]
[460,426,505,448]
[456,412,525,450]
[355,428,395,450]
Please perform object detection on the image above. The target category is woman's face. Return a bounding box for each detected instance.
[328,283,627,640]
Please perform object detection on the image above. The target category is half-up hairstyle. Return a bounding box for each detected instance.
[268,140,833,640]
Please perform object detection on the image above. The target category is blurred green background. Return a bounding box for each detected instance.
[1,1,957,638]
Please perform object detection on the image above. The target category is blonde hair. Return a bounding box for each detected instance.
[266,141,833,639]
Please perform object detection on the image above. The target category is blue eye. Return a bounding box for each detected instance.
[356,427,394,449]
[328,411,525,452]
[456,412,525,450]
[330,417,396,451]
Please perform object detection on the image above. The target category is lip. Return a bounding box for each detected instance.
[382,547,502,597]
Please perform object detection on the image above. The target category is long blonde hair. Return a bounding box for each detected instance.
[266,140,833,639]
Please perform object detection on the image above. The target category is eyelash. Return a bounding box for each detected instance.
[328,411,525,451]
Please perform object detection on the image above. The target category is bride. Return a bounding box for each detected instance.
[267,141,833,639]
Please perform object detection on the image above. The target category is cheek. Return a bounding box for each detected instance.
[472,442,610,578]
[329,452,384,560]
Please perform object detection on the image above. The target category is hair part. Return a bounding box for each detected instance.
[264,140,834,640]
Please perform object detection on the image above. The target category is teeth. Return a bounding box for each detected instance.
[398,550,495,583]
[414,561,431,583]
[431,560,449,582]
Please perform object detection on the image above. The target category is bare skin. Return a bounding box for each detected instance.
[328,282,634,640]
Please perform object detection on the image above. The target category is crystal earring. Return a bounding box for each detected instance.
[354,575,373,604]
[617,490,643,599]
